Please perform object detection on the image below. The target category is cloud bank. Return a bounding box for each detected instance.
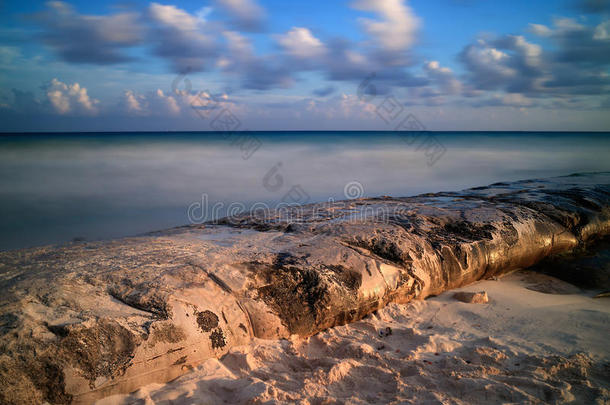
[1,0,609,130]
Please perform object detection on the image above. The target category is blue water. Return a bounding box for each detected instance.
[1,131,609,251]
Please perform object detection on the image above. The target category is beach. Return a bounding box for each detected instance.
[3,0,610,403]
[1,173,609,404]
[99,270,610,404]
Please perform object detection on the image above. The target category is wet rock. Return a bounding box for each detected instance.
[453,291,489,304]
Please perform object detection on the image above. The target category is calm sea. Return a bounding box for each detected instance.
[1,131,609,251]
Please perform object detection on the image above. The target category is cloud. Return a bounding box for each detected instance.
[458,35,543,93]
[276,27,327,60]
[148,3,218,73]
[44,78,98,115]
[319,38,428,90]
[594,20,610,39]
[528,23,553,37]
[472,93,533,108]
[322,39,372,81]
[534,18,610,94]
[214,0,266,32]
[121,87,237,118]
[268,93,378,121]
[121,89,180,116]
[550,18,610,66]
[26,0,609,116]
[33,1,142,64]
[220,31,293,90]
[312,86,336,97]
[351,0,421,53]
[423,61,461,94]
[123,90,146,115]
[460,16,610,104]
[153,89,180,115]
[27,0,429,95]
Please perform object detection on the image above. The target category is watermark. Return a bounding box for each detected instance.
[344,181,365,200]
[186,194,407,228]
[172,71,262,160]
[261,162,311,206]
[357,73,446,167]
[174,71,313,218]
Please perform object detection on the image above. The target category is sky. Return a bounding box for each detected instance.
[0,0,610,131]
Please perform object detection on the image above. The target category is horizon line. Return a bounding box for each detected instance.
[1,130,610,135]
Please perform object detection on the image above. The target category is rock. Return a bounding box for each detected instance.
[453,291,489,304]
[0,173,609,404]
[527,237,610,290]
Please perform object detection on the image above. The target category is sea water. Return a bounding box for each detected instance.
[1,131,609,250]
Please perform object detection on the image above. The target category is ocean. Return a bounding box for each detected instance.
[1,131,609,251]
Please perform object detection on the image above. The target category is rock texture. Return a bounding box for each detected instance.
[453,291,489,304]
[0,173,609,404]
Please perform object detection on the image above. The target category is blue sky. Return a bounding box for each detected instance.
[1,0,609,131]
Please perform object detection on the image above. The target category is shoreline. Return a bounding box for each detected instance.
[0,173,609,404]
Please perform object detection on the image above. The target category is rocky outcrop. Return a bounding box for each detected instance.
[0,173,609,404]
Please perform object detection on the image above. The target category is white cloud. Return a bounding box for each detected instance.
[554,18,585,31]
[121,88,237,118]
[149,3,199,30]
[423,61,461,94]
[155,89,180,116]
[45,78,98,115]
[528,23,553,37]
[593,20,610,40]
[214,0,266,31]
[461,41,515,79]
[351,0,421,52]
[512,36,542,67]
[459,36,543,92]
[124,90,145,115]
[276,27,327,59]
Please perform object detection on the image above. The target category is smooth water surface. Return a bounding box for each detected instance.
[1,131,609,250]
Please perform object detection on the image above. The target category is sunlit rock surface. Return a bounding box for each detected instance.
[0,173,608,404]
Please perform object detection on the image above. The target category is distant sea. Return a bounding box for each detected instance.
[1,131,609,251]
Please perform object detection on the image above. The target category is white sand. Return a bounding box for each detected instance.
[99,271,610,404]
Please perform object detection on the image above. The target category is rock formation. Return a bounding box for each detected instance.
[0,173,608,404]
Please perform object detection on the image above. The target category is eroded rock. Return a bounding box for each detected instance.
[453,291,489,304]
[0,173,609,404]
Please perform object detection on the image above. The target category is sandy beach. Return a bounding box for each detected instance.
[99,270,609,404]
[3,1,610,403]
